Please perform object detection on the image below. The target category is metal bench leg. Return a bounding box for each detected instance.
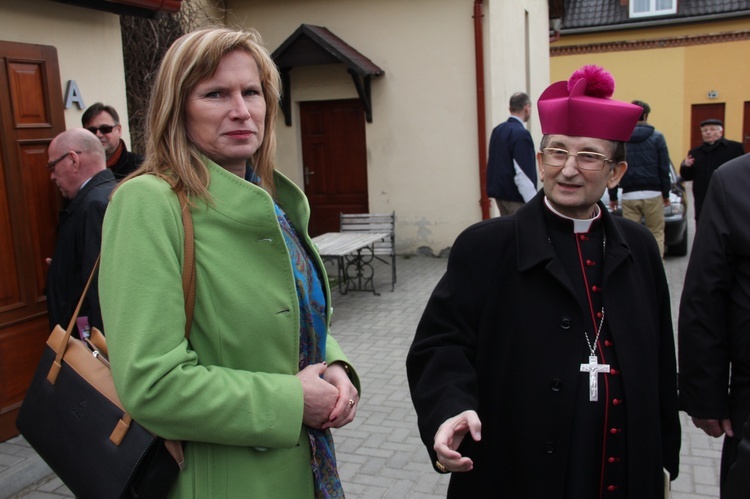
[337,256,347,294]
[391,254,396,292]
[341,247,380,295]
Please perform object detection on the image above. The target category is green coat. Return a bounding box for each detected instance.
[99,160,359,498]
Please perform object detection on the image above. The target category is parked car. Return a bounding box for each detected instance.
[601,164,688,256]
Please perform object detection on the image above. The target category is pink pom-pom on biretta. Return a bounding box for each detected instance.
[567,65,615,99]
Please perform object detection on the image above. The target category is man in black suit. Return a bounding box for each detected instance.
[45,128,117,337]
[486,92,537,216]
[679,152,750,498]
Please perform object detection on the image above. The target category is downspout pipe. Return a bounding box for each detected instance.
[474,0,491,220]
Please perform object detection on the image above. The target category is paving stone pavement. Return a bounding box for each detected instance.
[1,207,724,498]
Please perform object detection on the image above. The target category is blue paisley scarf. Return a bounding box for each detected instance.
[246,167,344,498]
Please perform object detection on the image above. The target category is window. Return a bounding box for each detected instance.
[630,0,677,18]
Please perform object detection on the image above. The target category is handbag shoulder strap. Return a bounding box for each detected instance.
[60,192,195,348]
[47,190,196,403]
[64,254,101,335]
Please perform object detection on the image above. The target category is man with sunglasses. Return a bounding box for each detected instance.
[82,102,143,181]
[407,66,680,498]
[45,128,116,338]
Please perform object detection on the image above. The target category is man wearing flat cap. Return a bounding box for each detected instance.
[680,118,744,220]
[407,65,680,498]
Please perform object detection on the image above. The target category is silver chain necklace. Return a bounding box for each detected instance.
[584,308,605,357]
[579,231,609,402]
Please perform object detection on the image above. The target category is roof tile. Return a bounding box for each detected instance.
[561,0,750,29]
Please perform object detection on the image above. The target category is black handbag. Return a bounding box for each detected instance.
[16,195,195,499]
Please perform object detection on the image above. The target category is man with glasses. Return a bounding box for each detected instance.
[82,102,143,181]
[408,66,680,497]
[680,118,744,221]
[46,128,116,338]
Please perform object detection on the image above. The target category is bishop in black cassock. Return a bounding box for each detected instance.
[406,66,680,498]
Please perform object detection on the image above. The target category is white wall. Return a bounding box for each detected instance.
[486,0,549,144]
[234,0,552,252]
[0,0,133,146]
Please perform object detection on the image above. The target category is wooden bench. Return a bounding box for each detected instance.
[340,212,396,291]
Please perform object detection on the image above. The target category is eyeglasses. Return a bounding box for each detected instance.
[86,124,117,135]
[541,147,614,171]
[47,151,80,173]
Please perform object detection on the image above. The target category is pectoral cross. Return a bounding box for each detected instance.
[580,355,610,401]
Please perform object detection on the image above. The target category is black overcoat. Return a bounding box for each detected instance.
[109,140,143,181]
[46,169,116,334]
[679,153,750,491]
[407,192,680,498]
[680,138,745,220]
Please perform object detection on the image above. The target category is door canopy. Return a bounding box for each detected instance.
[272,24,385,126]
[48,0,181,18]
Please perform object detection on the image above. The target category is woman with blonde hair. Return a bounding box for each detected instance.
[99,27,359,498]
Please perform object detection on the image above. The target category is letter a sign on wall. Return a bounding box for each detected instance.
[64,80,84,110]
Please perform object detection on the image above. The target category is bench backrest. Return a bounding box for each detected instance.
[340,212,395,256]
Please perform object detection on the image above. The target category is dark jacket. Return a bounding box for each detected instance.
[680,138,744,220]
[486,117,536,202]
[109,140,143,181]
[46,169,116,335]
[679,153,750,491]
[407,191,680,498]
[725,415,750,499]
[609,123,670,201]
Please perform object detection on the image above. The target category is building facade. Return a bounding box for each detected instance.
[0,0,550,440]
[549,0,750,165]
[227,0,550,250]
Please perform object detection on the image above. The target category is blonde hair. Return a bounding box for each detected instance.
[139,27,281,200]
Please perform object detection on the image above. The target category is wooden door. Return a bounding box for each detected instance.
[300,99,368,236]
[0,41,65,441]
[690,103,725,149]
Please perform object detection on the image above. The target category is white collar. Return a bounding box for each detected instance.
[543,197,601,233]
